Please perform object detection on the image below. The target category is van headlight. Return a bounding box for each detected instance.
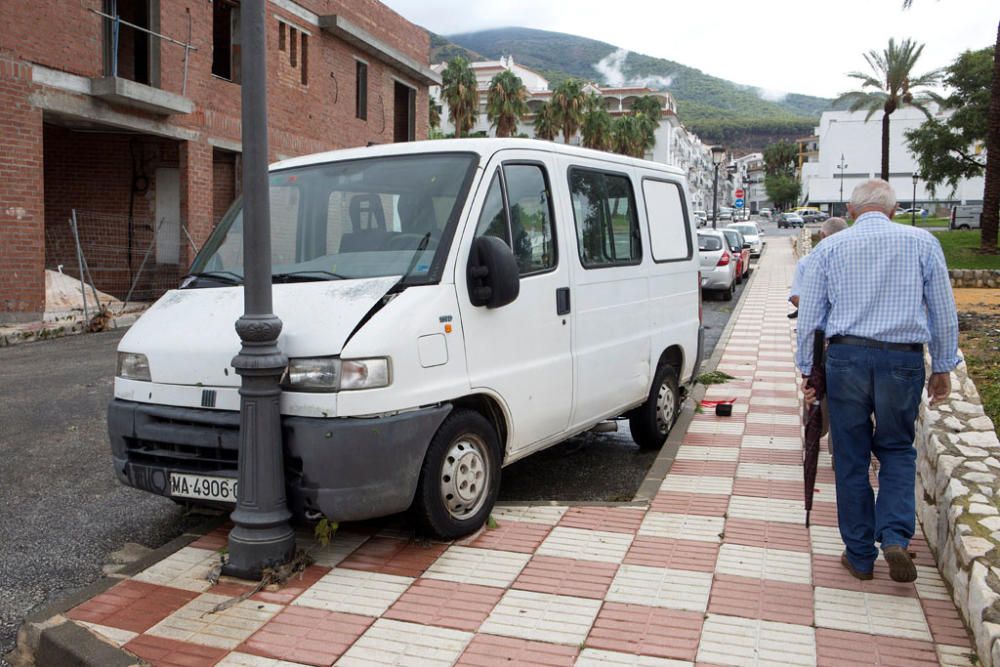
[117,352,151,381]
[282,357,390,392]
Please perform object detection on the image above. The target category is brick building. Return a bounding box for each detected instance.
[0,0,438,323]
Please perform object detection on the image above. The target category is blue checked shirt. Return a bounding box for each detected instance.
[788,253,811,302]
[796,211,960,375]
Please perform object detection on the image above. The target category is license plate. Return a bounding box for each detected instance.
[170,473,238,502]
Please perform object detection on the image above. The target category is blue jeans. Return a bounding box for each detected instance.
[825,343,925,573]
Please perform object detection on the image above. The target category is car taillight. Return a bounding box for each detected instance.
[717,251,731,267]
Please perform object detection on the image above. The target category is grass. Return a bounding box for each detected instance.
[931,230,1000,270]
[957,305,1000,441]
[893,216,949,228]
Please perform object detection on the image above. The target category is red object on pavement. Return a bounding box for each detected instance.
[700,399,737,407]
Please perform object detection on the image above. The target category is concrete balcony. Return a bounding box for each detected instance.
[90,77,193,116]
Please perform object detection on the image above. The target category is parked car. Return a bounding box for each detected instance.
[898,207,928,217]
[800,210,828,224]
[777,212,804,229]
[727,222,765,256]
[758,208,773,220]
[722,228,751,283]
[107,138,705,539]
[698,230,737,300]
[693,210,708,227]
[950,205,982,230]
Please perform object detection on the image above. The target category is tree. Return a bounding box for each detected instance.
[550,79,586,144]
[834,38,942,180]
[762,140,801,209]
[631,95,663,155]
[904,1,998,252]
[533,101,559,141]
[580,93,612,151]
[486,70,528,138]
[441,56,479,138]
[428,97,442,130]
[611,115,646,158]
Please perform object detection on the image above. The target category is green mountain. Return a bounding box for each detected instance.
[433,27,832,151]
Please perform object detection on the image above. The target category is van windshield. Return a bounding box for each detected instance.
[187,153,478,287]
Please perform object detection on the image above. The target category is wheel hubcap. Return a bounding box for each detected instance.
[655,382,676,435]
[440,435,489,520]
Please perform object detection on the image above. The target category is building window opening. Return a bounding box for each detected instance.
[356,60,368,120]
[289,27,298,67]
[103,0,155,85]
[278,21,286,51]
[212,0,241,82]
[393,81,414,142]
[300,33,308,85]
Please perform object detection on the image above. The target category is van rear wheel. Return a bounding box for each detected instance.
[412,409,501,540]
[629,365,680,450]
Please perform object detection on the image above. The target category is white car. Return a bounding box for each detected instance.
[726,222,764,257]
[108,139,705,539]
[698,230,737,300]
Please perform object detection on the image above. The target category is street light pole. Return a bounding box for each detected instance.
[223,0,296,580]
[837,153,848,215]
[911,173,919,227]
[711,145,725,229]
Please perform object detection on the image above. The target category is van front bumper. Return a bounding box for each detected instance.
[107,399,451,522]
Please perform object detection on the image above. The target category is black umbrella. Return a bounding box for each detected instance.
[803,330,826,528]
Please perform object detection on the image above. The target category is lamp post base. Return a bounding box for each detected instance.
[222,520,296,580]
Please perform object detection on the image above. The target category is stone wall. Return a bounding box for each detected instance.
[951,270,1000,289]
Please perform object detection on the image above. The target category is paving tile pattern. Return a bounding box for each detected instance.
[60,241,976,666]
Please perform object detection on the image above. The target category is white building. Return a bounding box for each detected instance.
[430,57,718,207]
[801,107,985,215]
[732,152,768,214]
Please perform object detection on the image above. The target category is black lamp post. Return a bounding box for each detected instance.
[837,153,848,216]
[223,0,296,580]
[711,145,726,229]
[911,172,919,227]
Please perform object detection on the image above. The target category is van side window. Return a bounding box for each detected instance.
[569,168,641,268]
[642,179,692,262]
[474,165,557,276]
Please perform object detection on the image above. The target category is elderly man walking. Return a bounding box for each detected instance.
[787,217,848,317]
[797,180,959,582]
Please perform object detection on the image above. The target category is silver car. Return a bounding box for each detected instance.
[698,230,737,300]
[726,222,764,257]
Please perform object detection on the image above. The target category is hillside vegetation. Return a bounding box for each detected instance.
[431,27,830,151]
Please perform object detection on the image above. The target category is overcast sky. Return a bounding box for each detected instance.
[382,0,997,99]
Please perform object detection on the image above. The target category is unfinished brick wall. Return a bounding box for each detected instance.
[212,149,238,227]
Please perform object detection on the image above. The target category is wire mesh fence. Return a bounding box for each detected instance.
[44,209,195,321]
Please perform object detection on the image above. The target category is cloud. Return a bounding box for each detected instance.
[756,87,788,103]
[593,48,674,90]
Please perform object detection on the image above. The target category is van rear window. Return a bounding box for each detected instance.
[642,179,691,262]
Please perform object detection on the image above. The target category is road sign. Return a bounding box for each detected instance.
[734,198,745,209]
[735,188,745,199]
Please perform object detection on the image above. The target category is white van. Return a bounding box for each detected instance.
[951,204,982,230]
[108,139,704,539]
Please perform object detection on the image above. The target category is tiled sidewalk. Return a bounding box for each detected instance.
[61,241,977,666]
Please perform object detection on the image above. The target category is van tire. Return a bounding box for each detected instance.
[629,365,680,450]
[412,409,501,540]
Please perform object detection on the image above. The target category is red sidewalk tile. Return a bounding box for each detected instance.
[67,580,198,634]
[338,536,448,578]
[751,389,801,399]
[681,432,742,447]
[815,628,938,666]
[456,634,579,666]
[189,526,230,551]
[732,478,802,501]
[623,536,719,572]
[512,555,618,599]
[239,606,373,666]
[558,506,645,534]
[921,598,973,646]
[649,491,730,517]
[253,565,331,605]
[739,448,802,465]
[669,459,738,478]
[909,536,936,568]
[467,519,552,554]
[722,519,811,553]
[123,634,228,667]
[708,574,814,625]
[743,423,802,438]
[812,553,917,597]
[586,602,703,661]
[808,501,840,528]
[384,578,503,631]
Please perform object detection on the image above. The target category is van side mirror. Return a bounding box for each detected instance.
[467,236,520,308]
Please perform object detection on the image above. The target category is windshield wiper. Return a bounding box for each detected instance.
[271,269,347,283]
[184,270,244,285]
[398,233,432,287]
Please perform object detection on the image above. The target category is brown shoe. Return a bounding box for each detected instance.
[841,552,874,580]
[883,545,917,583]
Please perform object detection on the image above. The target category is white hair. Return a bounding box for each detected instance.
[849,180,897,214]
[821,217,848,236]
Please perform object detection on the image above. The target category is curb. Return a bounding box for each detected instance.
[7,516,224,667]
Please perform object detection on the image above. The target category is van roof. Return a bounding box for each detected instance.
[270,138,686,177]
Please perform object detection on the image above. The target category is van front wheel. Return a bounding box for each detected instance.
[413,409,501,540]
[629,365,680,450]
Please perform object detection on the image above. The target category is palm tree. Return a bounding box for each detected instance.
[630,95,663,156]
[903,0,998,252]
[486,70,528,138]
[611,115,645,158]
[533,101,559,141]
[580,93,612,151]
[835,38,942,180]
[550,79,586,144]
[428,97,442,130]
[441,56,479,138]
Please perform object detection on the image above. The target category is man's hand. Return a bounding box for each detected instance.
[802,375,816,403]
[927,372,951,406]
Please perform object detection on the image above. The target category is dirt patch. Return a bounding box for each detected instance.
[956,289,1000,439]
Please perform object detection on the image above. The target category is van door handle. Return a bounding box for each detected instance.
[556,287,571,315]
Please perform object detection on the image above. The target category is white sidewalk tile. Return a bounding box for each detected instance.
[814,587,932,640]
[76,622,138,647]
[741,434,802,450]
[809,526,844,557]
[638,512,725,543]
[715,544,812,584]
[293,569,413,616]
[746,412,801,426]
[737,463,803,481]
[686,420,745,435]
[336,619,472,666]
[675,446,740,461]
[220,653,312,667]
[480,589,601,645]
[131,546,218,592]
[536,527,633,564]
[728,496,806,524]
[146,593,281,649]
[697,614,816,666]
[423,545,531,588]
[576,649,692,666]
[307,530,370,567]
[606,564,713,612]
[915,564,952,601]
[490,504,568,526]
[660,475,733,495]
